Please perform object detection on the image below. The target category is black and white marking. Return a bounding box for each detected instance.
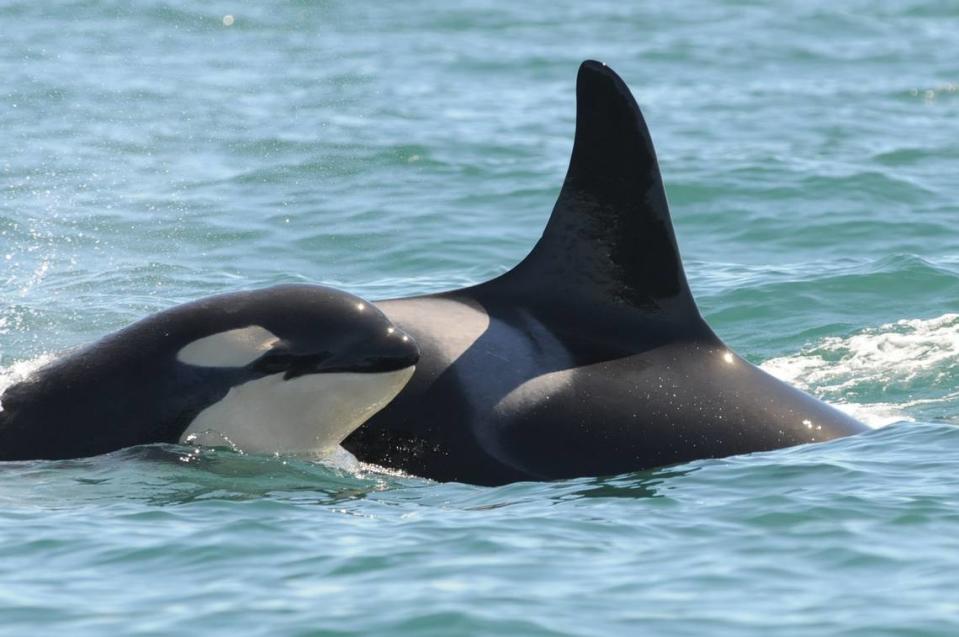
[343,61,870,485]
[0,285,419,460]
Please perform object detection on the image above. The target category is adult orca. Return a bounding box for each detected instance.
[343,60,869,485]
[0,284,418,461]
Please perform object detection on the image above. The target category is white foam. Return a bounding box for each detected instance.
[0,353,58,411]
[761,313,959,428]
[830,402,913,429]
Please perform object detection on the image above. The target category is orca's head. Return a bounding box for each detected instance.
[167,284,419,456]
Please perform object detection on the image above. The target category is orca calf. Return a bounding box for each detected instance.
[0,284,419,461]
[343,60,870,485]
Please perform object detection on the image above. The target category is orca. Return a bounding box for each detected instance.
[0,284,419,461]
[342,60,870,485]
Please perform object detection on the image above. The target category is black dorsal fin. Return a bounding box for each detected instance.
[488,60,698,318]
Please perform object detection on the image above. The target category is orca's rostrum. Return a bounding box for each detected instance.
[343,61,868,485]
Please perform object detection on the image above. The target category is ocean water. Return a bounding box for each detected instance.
[2,1,959,634]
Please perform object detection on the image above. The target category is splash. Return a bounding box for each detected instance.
[762,314,959,427]
[0,353,58,411]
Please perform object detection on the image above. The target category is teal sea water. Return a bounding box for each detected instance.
[3,1,959,634]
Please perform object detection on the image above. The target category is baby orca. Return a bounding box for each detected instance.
[0,284,419,461]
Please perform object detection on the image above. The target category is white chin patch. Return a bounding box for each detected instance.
[179,366,415,457]
[177,325,280,367]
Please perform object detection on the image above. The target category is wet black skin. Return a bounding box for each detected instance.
[0,285,419,461]
[343,61,869,485]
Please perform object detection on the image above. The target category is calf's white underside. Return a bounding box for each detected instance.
[179,366,415,456]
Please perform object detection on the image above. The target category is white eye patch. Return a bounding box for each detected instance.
[177,325,280,368]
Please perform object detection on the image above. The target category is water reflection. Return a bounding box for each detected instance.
[0,443,404,509]
[564,465,697,501]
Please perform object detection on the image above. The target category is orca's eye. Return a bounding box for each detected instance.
[251,351,295,375]
[250,349,337,379]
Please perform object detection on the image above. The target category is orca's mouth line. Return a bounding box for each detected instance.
[252,350,420,380]
[286,354,419,380]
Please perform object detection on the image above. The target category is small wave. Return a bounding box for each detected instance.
[762,314,959,427]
